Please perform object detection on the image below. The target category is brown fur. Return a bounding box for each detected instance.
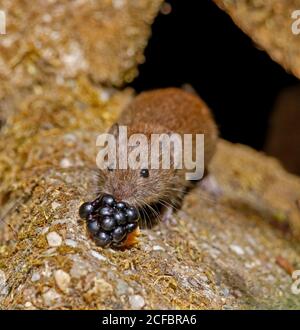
[97,88,218,227]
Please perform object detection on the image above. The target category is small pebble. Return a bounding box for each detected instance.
[24,301,33,308]
[222,287,230,297]
[46,231,62,247]
[51,201,61,210]
[99,89,110,102]
[40,226,50,235]
[60,158,72,168]
[65,239,77,248]
[115,279,130,296]
[129,295,145,309]
[31,272,41,282]
[152,245,165,251]
[63,133,77,143]
[0,270,6,288]
[70,259,89,278]
[42,289,61,306]
[42,247,57,256]
[230,244,244,256]
[90,250,107,261]
[198,274,209,282]
[54,269,71,293]
[112,0,125,10]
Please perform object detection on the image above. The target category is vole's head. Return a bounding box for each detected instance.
[96,123,184,227]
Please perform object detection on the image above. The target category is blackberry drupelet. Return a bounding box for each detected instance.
[79,202,94,219]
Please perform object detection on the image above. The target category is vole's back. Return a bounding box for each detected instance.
[118,88,218,167]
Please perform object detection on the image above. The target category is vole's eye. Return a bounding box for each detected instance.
[140,168,149,178]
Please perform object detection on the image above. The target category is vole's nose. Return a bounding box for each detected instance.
[112,190,131,202]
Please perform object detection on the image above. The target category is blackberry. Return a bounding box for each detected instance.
[79,193,140,248]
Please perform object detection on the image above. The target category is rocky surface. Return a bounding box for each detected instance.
[0,0,162,124]
[214,0,300,79]
[0,87,300,309]
[0,0,300,310]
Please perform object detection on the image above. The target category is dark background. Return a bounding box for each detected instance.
[131,0,298,150]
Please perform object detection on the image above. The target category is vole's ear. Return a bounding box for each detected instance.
[108,122,119,137]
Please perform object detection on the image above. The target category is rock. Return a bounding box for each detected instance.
[115,279,132,296]
[60,158,72,169]
[0,270,6,286]
[0,270,7,295]
[152,245,165,251]
[24,301,33,308]
[51,202,61,210]
[54,270,71,294]
[83,277,113,305]
[0,0,163,124]
[31,273,41,282]
[69,257,90,279]
[230,245,244,256]
[65,239,78,248]
[46,232,63,247]
[90,250,107,262]
[213,0,300,79]
[42,289,61,307]
[1,137,300,309]
[129,295,145,309]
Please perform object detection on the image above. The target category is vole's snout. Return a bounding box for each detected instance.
[111,191,128,204]
[109,182,138,203]
[79,194,139,248]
